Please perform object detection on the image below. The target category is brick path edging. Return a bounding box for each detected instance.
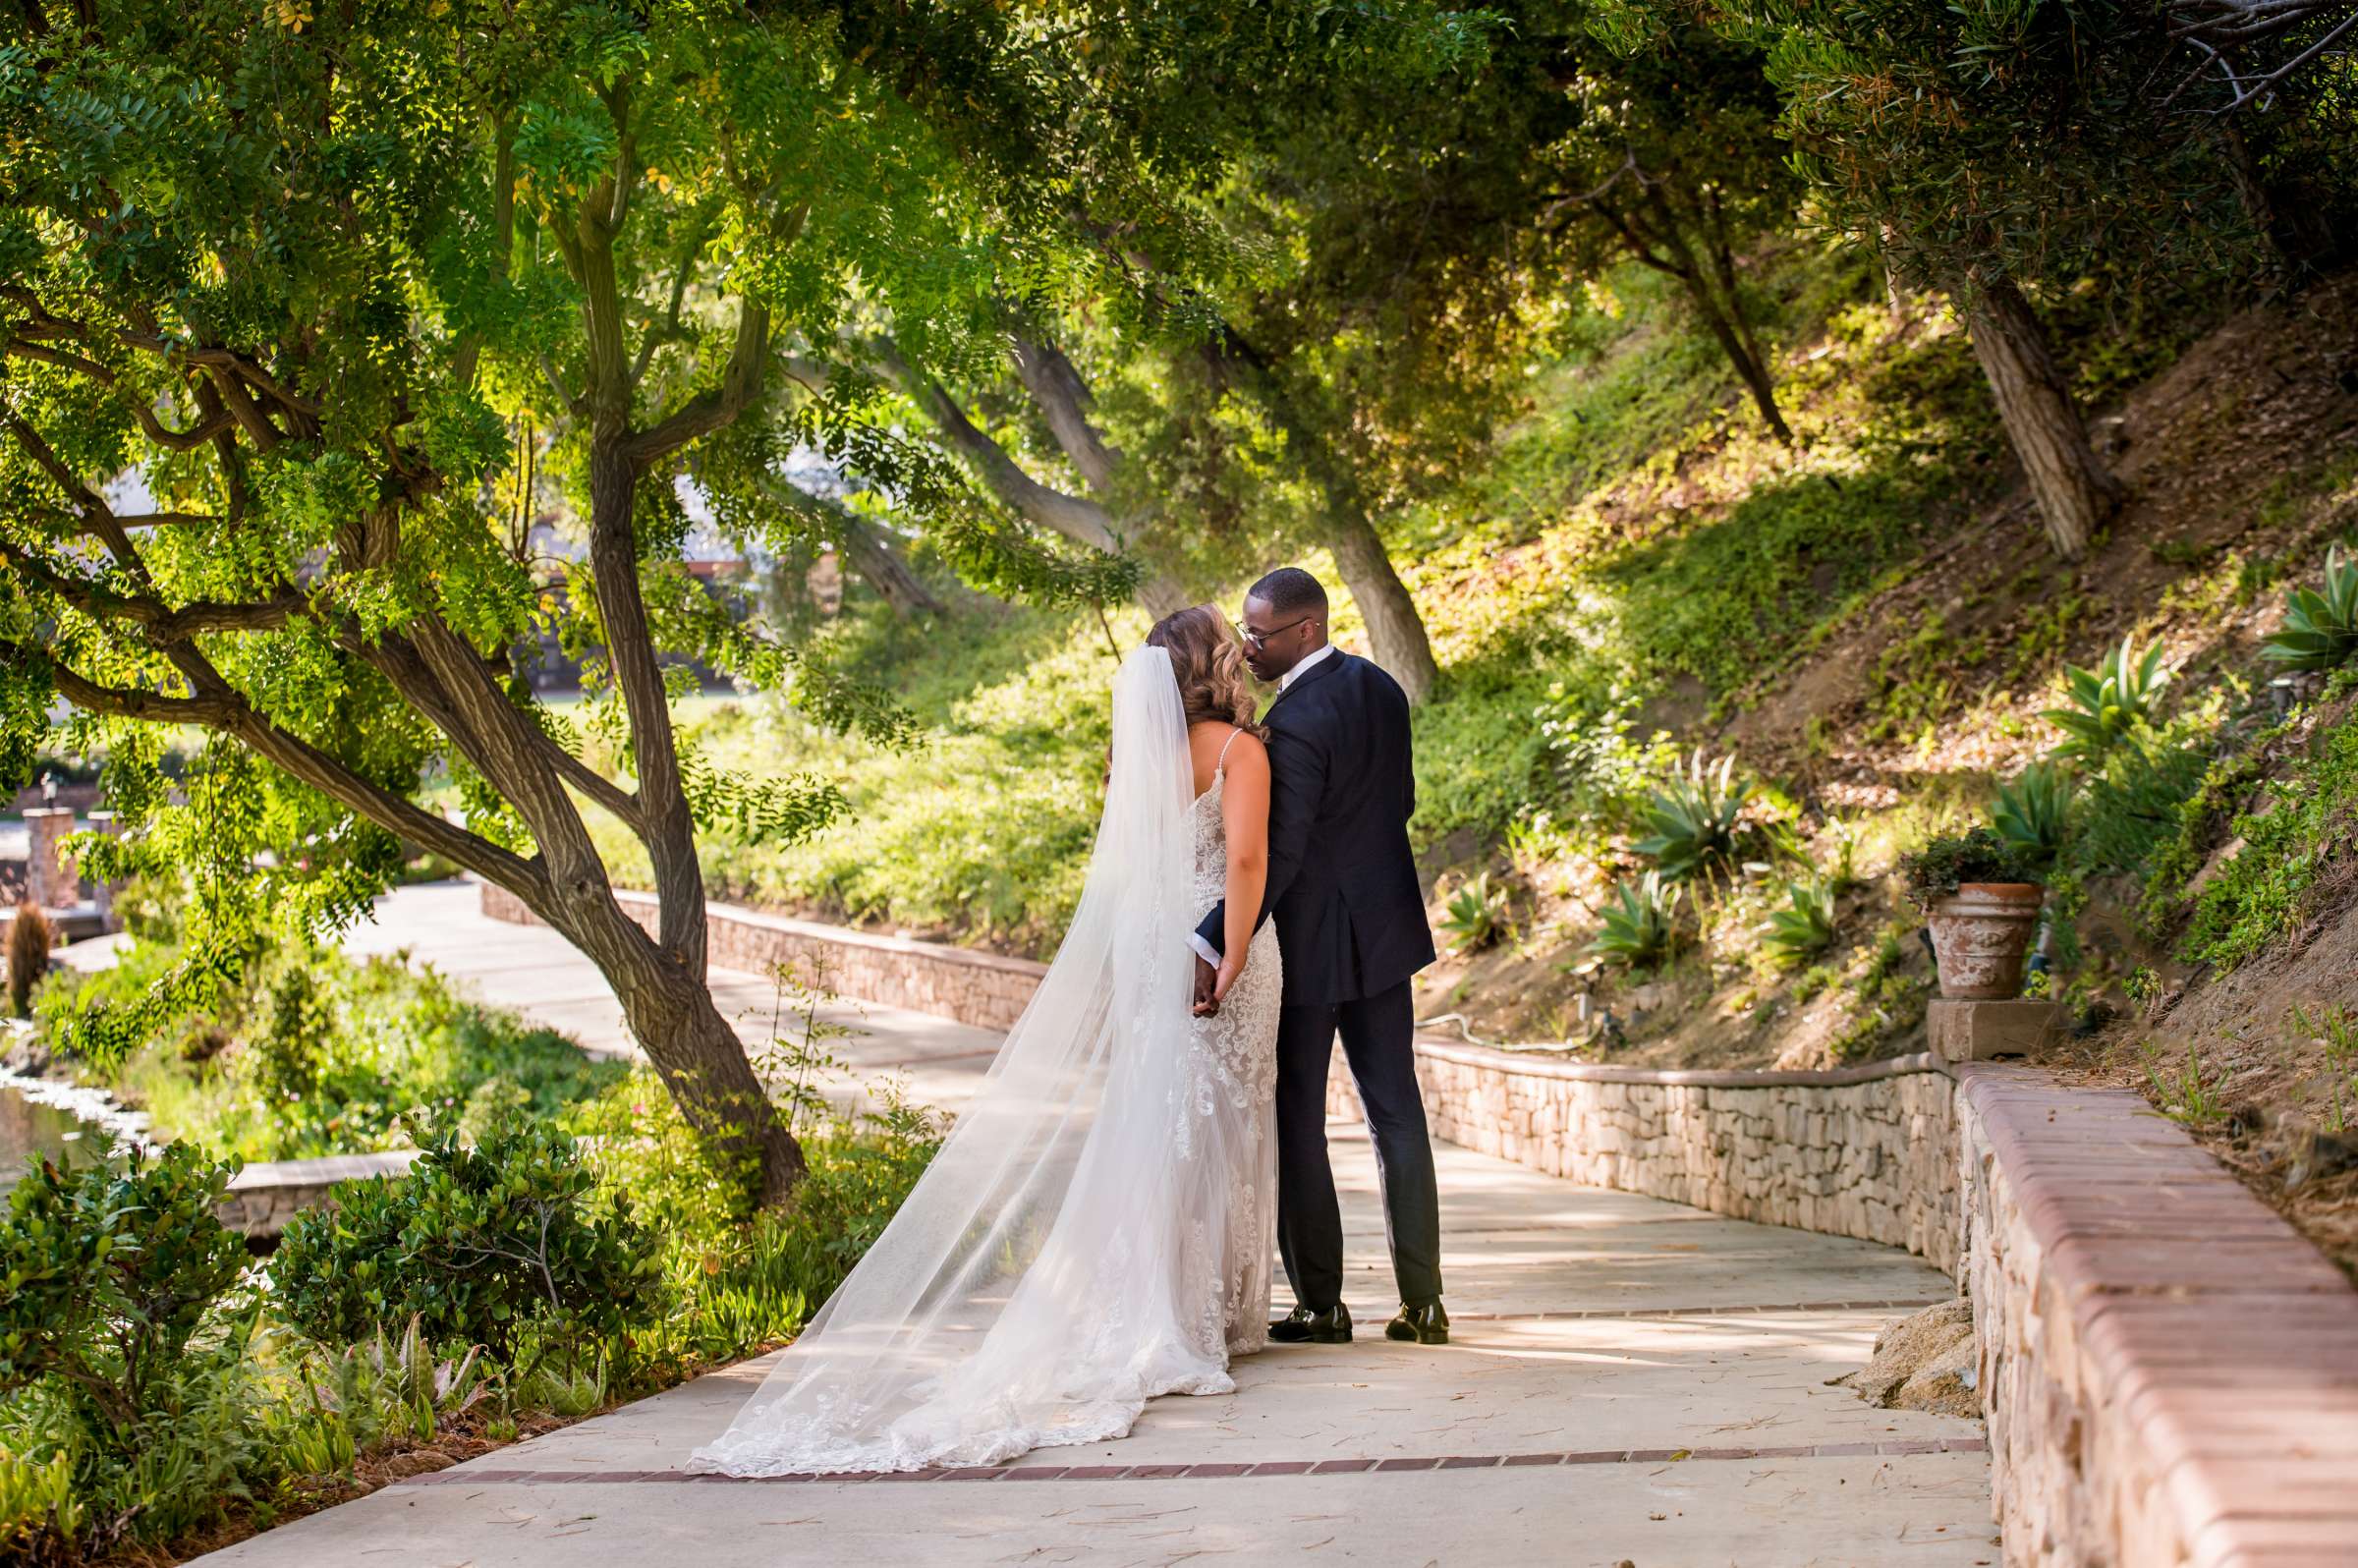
[396,1436,1993,1490]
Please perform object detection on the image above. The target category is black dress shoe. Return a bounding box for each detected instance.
[1268,1303,1353,1344]
[1384,1301,1449,1345]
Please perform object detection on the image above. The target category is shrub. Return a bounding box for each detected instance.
[273,1110,659,1361]
[568,1069,943,1373]
[2179,705,2358,970]
[49,933,623,1162]
[1762,876,1838,966]
[2073,734,2212,883]
[1585,871,1684,970]
[1991,761,2076,868]
[2260,544,2358,672]
[1898,826,2038,909]
[1632,752,1752,880]
[0,1144,249,1434]
[1438,871,1509,953]
[0,1145,259,1550]
[7,903,53,1019]
[2043,634,2171,758]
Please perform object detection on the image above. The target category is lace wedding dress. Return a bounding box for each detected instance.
[691,646,1280,1477]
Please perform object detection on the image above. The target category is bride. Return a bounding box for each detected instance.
[692,605,1283,1476]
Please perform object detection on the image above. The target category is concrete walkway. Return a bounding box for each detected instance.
[194,885,1996,1566]
[344,881,1007,1113]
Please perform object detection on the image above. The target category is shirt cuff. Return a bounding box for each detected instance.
[1187,932,1222,968]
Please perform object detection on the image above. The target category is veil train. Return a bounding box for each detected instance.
[691,645,1234,1476]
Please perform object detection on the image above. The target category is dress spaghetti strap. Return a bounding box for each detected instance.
[1213,725,1243,775]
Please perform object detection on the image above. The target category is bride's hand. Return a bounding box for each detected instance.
[1212,952,1247,1005]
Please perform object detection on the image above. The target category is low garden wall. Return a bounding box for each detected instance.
[216,1150,418,1238]
[477,882,1048,1032]
[1326,1036,2358,1568]
[1953,1063,2358,1568]
[1327,1043,1963,1270]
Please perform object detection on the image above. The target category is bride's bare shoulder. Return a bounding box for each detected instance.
[1219,726,1268,774]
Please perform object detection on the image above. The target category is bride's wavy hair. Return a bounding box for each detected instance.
[1147,605,1263,736]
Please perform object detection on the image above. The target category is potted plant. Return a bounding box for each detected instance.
[1899,826,2043,1000]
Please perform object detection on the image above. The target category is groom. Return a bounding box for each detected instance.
[1190,567,1447,1347]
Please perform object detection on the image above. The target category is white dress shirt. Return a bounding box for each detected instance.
[1279,641,1337,691]
[1190,643,1338,969]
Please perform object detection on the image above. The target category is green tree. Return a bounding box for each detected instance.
[1542,12,1802,443]
[1731,0,2261,559]
[0,0,1311,1209]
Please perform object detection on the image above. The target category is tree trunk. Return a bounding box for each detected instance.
[1618,178,1793,445]
[1963,276,2122,563]
[590,924,808,1209]
[587,434,807,1211]
[1322,509,1437,704]
[1681,276,1793,445]
[1661,188,1792,445]
[836,511,946,619]
[1199,335,1438,700]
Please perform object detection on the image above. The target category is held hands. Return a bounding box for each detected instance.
[1193,953,1247,1017]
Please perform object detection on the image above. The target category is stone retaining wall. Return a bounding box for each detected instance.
[1327,1042,1962,1271]
[1954,1063,2358,1568]
[1320,1039,2358,1567]
[477,882,1048,1032]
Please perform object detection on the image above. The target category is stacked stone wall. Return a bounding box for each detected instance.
[1952,1064,2358,1567]
[477,882,1047,1032]
[1326,1042,1962,1272]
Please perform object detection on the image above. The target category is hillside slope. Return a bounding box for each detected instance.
[627,255,2358,1092]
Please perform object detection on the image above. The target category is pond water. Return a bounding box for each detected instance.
[0,1071,144,1194]
[0,1082,98,1192]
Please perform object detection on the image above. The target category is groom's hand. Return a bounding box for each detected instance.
[1191,955,1220,1017]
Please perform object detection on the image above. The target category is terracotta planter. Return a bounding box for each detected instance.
[1925,882,2044,1000]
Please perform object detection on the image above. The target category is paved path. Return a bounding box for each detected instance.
[344,881,1006,1113]
[196,885,1997,1566]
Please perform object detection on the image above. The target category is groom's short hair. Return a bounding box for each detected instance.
[1249,567,1327,619]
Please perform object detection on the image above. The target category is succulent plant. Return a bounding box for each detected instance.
[1585,871,1685,970]
[1632,752,1752,880]
[1762,875,1838,965]
[2043,634,2170,758]
[2261,544,2358,672]
[1991,761,2075,868]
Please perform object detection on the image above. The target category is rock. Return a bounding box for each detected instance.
[1893,1334,1981,1419]
[1830,1299,1974,1408]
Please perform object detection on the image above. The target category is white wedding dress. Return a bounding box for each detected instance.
[691,646,1281,1476]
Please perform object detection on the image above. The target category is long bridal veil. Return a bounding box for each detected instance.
[692,644,1231,1476]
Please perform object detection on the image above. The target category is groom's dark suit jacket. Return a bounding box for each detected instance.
[1194,649,1434,1007]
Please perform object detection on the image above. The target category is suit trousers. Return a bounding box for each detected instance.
[1271,979,1444,1312]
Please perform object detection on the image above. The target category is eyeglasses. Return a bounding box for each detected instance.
[1243,614,1318,649]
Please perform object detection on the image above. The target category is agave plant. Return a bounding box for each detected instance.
[1762,875,1838,966]
[1585,872,1685,970]
[1991,761,2076,868]
[1632,752,1752,880]
[307,1315,490,1454]
[1438,870,1509,953]
[2261,544,2358,672]
[2043,634,2170,758]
